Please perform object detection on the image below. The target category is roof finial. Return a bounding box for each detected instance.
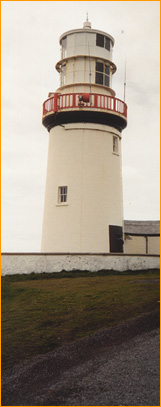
[83,13,91,29]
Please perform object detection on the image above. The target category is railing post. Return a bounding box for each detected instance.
[54,93,58,112]
[73,93,76,108]
[94,94,97,108]
[124,103,127,118]
[113,97,116,112]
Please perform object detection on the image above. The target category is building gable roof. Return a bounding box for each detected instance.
[124,220,160,236]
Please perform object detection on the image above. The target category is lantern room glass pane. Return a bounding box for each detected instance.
[105,75,109,87]
[60,64,66,87]
[96,62,103,72]
[96,33,104,47]
[61,36,67,59]
[61,36,67,49]
[105,65,110,75]
[105,37,110,51]
[96,72,103,85]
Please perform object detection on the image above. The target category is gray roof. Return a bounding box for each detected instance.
[124,220,160,236]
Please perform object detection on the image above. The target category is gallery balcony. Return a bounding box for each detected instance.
[42,92,127,132]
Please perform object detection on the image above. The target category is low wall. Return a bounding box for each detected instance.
[1,253,160,276]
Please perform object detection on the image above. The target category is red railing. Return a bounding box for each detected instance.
[43,93,127,119]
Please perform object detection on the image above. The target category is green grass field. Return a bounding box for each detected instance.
[1,269,160,370]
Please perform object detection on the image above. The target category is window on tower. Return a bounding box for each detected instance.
[96,34,104,48]
[95,61,110,87]
[58,186,68,203]
[113,136,119,154]
[96,62,103,85]
[104,37,110,51]
[96,34,111,51]
[61,36,67,59]
[60,64,66,87]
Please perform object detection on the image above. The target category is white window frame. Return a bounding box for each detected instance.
[58,186,68,204]
[95,61,110,87]
[96,34,111,51]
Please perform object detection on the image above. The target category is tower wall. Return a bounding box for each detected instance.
[41,123,123,252]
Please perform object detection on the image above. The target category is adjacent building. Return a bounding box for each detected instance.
[124,220,160,255]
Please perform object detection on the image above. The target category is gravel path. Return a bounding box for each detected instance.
[40,328,159,406]
[2,311,160,406]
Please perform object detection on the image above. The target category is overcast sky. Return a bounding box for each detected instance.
[1,1,160,252]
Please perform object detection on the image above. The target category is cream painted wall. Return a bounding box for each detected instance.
[58,58,113,93]
[57,81,114,97]
[148,236,160,255]
[62,31,113,62]
[124,235,160,255]
[41,123,123,253]
[124,236,146,254]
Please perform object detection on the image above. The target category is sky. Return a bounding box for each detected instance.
[1,1,160,252]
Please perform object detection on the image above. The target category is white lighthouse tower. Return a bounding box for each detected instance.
[41,17,127,253]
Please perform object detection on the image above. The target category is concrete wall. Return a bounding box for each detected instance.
[1,253,160,276]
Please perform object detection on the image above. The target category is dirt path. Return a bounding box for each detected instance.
[2,311,160,406]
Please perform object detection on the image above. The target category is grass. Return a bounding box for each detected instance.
[1,269,160,370]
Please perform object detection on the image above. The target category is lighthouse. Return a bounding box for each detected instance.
[41,17,127,253]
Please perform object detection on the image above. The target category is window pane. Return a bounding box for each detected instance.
[105,65,110,75]
[96,62,103,72]
[96,34,104,47]
[105,37,110,51]
[59,186,68,203]
[113,136,118,153]
[61,65,66,87]
[61,36,67,49]
[96,72,103,85]
[105,75,109,87]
